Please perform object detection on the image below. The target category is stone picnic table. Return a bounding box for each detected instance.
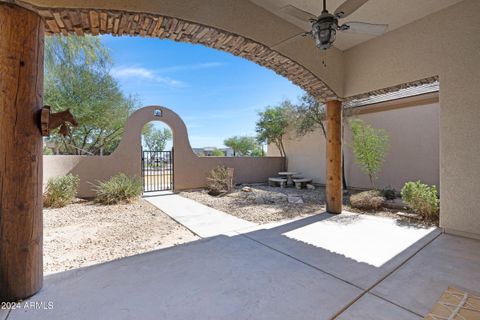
[278,171,300,187]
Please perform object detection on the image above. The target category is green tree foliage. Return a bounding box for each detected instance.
[255,101,292,159]
[293,93,326,137]
[142,126,172,151]
[44,35,138,155]
[250,146,264,157]
[211,149,225,156]
[349,118,390,187]
[224,135,262,156]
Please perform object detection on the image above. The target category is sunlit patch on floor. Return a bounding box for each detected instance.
[282,212,436,267]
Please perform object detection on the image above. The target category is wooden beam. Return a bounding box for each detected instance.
[326,100,342,214]
[0,3,44,301]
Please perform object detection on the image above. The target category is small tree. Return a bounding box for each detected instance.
[143,127,172,151]
[255,102,292,164]
[349,118,389,187]
[224,135,261,156]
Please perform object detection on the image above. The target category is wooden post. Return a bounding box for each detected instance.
[0,3,44,301]
[326,100,342,214]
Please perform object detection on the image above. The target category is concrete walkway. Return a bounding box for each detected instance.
[144,193,256,237]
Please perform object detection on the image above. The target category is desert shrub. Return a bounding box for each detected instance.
[401,181,439,220]
[207,166,233,196]
[94,174,143,205]
[349,190,385,211]
[381,187,397,200]
[43,174,80,208]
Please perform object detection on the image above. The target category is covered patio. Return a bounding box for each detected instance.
[1,0,480,318]
[3,212,480,319]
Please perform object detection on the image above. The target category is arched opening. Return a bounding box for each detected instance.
[141,120,174,192]
[37,7,336,101]
[0,2,341,302]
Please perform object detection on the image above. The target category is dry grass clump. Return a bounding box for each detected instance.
[43,174,80,208]
[349,190,385,211]
[93,173,143,205]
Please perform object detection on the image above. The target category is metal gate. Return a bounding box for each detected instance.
[142,150,173,192]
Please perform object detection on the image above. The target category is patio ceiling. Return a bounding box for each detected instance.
[250,0,464,50]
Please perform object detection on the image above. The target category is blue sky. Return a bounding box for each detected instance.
[101,35,305,148]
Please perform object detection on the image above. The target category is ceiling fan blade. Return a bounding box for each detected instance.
[341,22,388,35]
[334,0,370,19]
[249,1,315,31]
[279,5,317,22]
[274,5,316,31]
[271,32,308,50]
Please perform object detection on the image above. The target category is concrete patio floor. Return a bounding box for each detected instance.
[5,212,480,320]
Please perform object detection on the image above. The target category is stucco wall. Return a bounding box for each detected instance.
[343,0,480,238]
[269,101,440,191]
[44,106,283,197]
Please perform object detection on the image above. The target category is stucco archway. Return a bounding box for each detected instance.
[42,106,284,197]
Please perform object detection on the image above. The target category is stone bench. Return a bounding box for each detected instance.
[293,178,313,189]
[268,177,287,188]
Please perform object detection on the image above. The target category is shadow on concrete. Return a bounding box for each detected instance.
[9,212,452,320]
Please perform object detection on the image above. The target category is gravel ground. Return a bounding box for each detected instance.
[180,184,436,226]
[179,185,326,224]
[44,199,199,275]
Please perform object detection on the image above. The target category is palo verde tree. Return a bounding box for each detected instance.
[224,135,262,156]
[44,35,138,155]
[142,126,172,151]
[255,101,292,167]
[349,118,390,187]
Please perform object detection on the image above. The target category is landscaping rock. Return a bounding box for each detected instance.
[396,211,422,220]
[383,198,407,210]
[254,197,265,205]
[288,195,304,204]
[306,184,315,190]
[241,186,253,192]
[180,185,323,224]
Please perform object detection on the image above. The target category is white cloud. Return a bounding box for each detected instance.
[156,62,225,73]
[111,66,186,87]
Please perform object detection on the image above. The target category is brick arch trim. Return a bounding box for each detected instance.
[35,7,337,101]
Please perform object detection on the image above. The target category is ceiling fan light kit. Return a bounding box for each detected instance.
[271,0,388,51]
[312,10,338,50]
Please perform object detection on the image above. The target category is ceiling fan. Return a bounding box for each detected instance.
[263,0,389,50]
